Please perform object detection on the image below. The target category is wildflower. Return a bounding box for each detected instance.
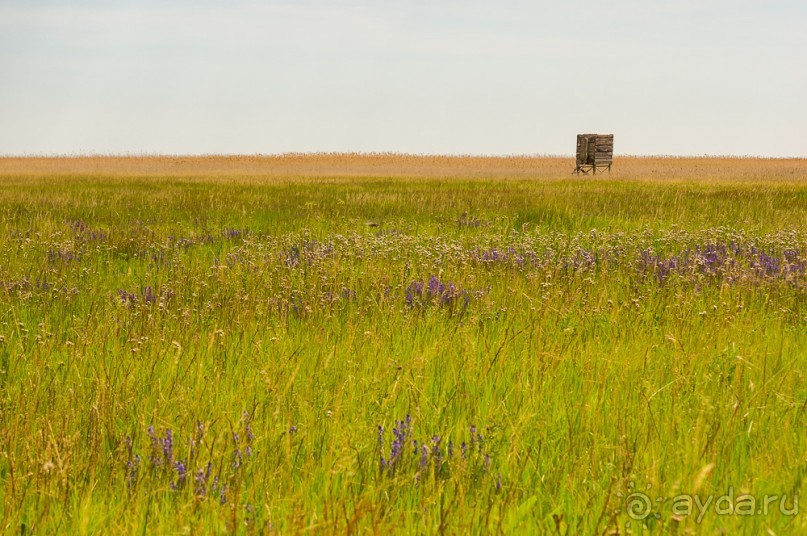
[173,460,188,488]
[285,245,301,267]
[162,429,174,463]
[405,281,424,306]
[194,463,211,497]
[126,455,141,485]
[118,289,137,306]
[147,426,162,467]
[432,435,443,469]
[420,444,429,469]
[243,413,255,442]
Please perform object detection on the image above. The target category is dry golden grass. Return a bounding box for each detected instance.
[0,154,804,183]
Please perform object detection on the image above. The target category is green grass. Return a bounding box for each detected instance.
[0,170,805,534]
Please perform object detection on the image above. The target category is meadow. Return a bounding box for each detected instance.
[0,155,805,534]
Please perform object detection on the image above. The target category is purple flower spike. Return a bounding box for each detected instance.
[143,286,156,304]
[162,429,173,463]
[420,444,429,469]
[172,460,188,490]
[194,463,211,497]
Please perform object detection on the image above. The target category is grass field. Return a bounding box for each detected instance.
[0,155,805,534]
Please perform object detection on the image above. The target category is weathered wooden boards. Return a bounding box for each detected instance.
[575,134,613,175]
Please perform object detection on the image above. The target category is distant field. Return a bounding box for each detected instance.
[0,156,805,533]
[2,154,806,182]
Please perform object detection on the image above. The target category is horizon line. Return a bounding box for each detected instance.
[1,152,804,160]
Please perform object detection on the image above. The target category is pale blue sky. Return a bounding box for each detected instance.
[1,1,805,156]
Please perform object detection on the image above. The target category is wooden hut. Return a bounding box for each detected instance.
[574,134,613,174]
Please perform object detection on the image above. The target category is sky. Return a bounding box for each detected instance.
[0,0,805,157]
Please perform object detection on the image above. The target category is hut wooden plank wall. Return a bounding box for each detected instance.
[575,134,613,175]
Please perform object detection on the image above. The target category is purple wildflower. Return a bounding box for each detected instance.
[143,286,156,304]
[194,463,211,496]
[243,412,255,442]
[405,281,424,306]
[406,277,467,308]
[162,429,173,463]
[172,460,188,490]
[285,245,301,268]
[118,289,137,307]
[432,435,443,470]
[147,426,162,467]
[420,444,429,469]
[126,454,141,486]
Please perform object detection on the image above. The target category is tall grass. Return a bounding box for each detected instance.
[0,156,805,533]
